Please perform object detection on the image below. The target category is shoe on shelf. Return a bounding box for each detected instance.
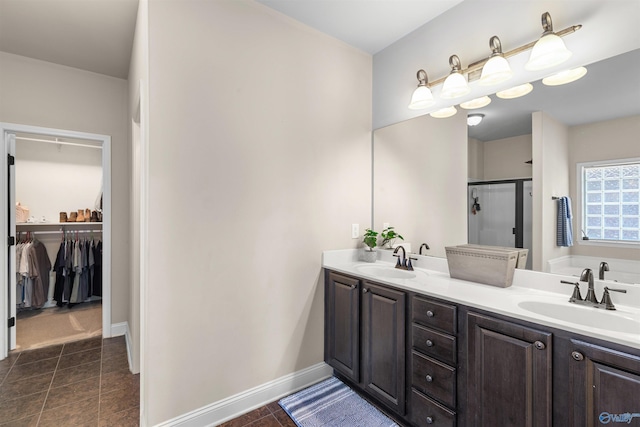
[85,208,91,222]
[59,212,68,223]
[69,211,78,222]
[76,209,85,222]
[90,211,99,222]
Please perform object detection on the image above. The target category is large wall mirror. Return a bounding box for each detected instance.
[373,48,640,273]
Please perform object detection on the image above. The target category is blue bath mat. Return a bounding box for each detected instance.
[279,376,399,427]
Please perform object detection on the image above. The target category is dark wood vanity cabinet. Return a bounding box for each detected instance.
[324,269,640,427]
[466,312,552,427]
[409,296,458,427]
[325,271,360,382]
[324,272,406,415]
[567,339,640,426]
[362,281,406,414]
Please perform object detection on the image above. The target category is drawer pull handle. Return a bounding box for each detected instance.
[426,416,434,424]
[572,351,584,361]
[534,341,546,350]
[425,375,433,382]
[426,310,434,318]
[426,340,434,347]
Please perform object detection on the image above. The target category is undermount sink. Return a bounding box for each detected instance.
[518,300,640,335]
[355,264,417,280]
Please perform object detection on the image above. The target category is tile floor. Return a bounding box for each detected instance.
[218,401,296,427]
[0,336,139,426]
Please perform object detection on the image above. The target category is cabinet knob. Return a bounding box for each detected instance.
[426,340,434,347]
[426,310,434,318]
[425,375,433,382]
[534,341,546,350]
[572,351,584,361]
[426,416,434,424]
[350,284,356,289]
[362,288,369,293]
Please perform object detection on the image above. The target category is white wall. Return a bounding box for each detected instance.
[569,115,640,261]
[532,111,570,271]
[145,1,371,424]
[15,139,102,223]
[468,137,484,181]
[482,134,532,181]
[0,52,130,324]
[374,113,468,258]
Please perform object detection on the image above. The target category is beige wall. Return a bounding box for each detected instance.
[467,137,484,181]
[532,112,570,271]
[374,114,468,257]
[482,134,532,181]
[569,115,640,261]
[145,0,371,423]
[126,0,149,381]
[0,52,130,324]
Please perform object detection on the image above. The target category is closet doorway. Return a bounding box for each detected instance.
[1,123,112,359]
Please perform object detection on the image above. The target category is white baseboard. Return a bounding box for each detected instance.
[110,321,133,372]
[154,362,333,427]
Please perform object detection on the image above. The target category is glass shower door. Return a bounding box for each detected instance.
[468,182,516,248]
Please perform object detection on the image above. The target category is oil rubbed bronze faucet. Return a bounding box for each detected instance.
[394,245,418,271]
[561,270,627,310]
[419,243,430,255]
[599,261,610,280]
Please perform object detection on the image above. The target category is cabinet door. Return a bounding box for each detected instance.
[325,272,360,382]
[569,339,640,427]
[362,281,406,414]
[467,313,552,427]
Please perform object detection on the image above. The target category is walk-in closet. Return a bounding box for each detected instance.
[7,129,108,352]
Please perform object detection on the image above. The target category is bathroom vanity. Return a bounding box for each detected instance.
[323,250,640,427]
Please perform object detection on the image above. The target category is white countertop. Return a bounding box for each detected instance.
[323,249,640,350]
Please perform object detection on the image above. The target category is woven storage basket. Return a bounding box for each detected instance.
[16,202,30,223]
[445,245,519,288]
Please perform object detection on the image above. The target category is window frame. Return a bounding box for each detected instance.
[576,157,640,248]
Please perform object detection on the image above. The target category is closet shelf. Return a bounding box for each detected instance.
[16,222,103,232]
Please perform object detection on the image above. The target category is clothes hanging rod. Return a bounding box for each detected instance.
[15,136,102,149]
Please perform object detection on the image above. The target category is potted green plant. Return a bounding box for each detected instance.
[380,226,404,249]
[362,228,378,263]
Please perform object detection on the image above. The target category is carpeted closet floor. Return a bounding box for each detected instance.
[16,301,102,352]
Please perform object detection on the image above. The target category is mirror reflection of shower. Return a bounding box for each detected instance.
[468,180,532,269]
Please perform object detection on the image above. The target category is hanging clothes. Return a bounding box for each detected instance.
[15,237,51,309]
[52,236,102,307]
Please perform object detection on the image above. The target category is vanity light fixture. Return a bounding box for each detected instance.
[525,12,574,71]
[430,106,458,118]
[441,55,471,99]
[467,114,484,126]
[496,83,534,99]
[408,12,581,110]
[408,69,435,109]
[479,36,513,86]
[460,96,492,110]
[542,66,588,86]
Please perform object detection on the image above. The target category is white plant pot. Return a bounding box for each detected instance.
[362,249,377,263]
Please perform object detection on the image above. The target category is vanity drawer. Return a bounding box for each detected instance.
[411,351,456,408]
[412,324,456,366]
[409,389,456,427]
[413,296,457,334]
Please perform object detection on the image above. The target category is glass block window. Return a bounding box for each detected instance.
[582,161,640,243]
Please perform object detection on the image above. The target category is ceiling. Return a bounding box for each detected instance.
[0,0,138,79]
[0,0,637,140]
[255,0,463,54]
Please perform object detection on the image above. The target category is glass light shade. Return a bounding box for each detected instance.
[441,72,471,99]
[525,33,572,71]
[542,67,587,86]
[496,83,533,99]
[467,114,484,126]
[408,85,435,110]
[430,106,457,118]
[479,55,513,86]
[460,96,492,110]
